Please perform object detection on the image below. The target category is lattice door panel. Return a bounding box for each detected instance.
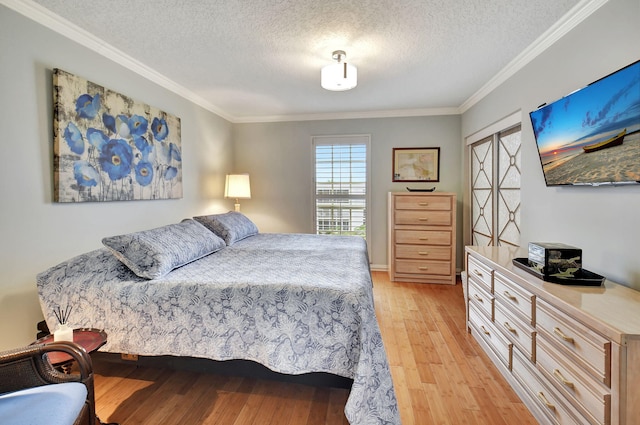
[471,125,521,247]
[471,138,493,246]
[497,127,521,247]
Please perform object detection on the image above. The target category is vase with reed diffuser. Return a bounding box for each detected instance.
[53,306,73,342]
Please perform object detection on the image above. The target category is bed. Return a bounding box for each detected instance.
[37,212,400,425]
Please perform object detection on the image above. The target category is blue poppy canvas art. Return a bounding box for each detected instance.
[53,68,182,202]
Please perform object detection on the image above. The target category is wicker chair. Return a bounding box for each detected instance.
[0,341,97,425]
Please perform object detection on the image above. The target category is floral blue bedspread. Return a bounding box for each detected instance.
[37,233,400,424]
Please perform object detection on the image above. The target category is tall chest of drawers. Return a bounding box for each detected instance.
[388,192,456,285]
[465,246,640,425]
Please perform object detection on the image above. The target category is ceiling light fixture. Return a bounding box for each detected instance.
[321,50,357,91]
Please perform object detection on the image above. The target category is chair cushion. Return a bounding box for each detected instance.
[0,382,87,425]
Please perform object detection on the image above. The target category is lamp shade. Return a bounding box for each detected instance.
[321,50,357,91]
[224,174,251,199]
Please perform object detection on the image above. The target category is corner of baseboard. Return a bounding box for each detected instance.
[369,264,388,272]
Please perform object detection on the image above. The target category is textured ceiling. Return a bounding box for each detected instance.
[23,0,586,122]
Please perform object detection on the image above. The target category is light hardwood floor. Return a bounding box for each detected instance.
[92,271,538,424]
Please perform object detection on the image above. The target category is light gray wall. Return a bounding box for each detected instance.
[232,116,462,268]
[462,0,640,289]
[3,0,638,353]
[0,7,234,350]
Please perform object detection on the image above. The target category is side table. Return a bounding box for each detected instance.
[33,328,107,373]
[31,328,118,425]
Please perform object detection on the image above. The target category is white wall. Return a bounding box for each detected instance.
[233,116,462,268]
[0,7,234,350]
[462,0,640,289]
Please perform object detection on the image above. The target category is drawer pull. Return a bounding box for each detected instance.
[537,392,555,410]
[473,269,484,277]
[553,369,575,389]
[473,294,484,303]
[503,291,517,301]
[480,326,490,335]
[418,202,428,206]
[418,251,429,255]
[553,327,575,344]
[418,266,429,270]
[419,237,429,241]
[418,218,429,221]
[503,322,517,334]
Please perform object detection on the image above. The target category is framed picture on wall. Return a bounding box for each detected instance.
[392,147,440,182]
[52,68,183,203]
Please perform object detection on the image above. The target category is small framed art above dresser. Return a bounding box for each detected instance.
[388,192,456,285]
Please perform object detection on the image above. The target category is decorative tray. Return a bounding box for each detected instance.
[406,187,436,192]
[512,258,605,286]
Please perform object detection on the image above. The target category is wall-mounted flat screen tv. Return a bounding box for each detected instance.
[529,59,640,186]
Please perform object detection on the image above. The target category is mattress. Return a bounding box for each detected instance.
[37,233,400,424]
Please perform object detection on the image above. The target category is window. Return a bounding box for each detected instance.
[312,135,370,241]
[317,220,350,231]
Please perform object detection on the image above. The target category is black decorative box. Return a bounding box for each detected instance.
[528,242,582,276]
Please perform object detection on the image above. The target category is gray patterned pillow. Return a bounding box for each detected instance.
[194,212,258,245]
[102,219,226,279]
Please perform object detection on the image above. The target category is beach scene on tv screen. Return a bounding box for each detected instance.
[530,61,640,185]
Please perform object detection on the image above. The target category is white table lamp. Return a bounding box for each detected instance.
[225,174,251,211]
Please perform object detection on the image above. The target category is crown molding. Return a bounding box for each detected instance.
[233,106,461,123]
[3,0,607,123]
[459,0,609,113]
[1,0,235,122]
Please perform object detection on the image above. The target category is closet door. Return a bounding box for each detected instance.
[496,126,521,247]
[471,136,494,245]
[471,125,521,247]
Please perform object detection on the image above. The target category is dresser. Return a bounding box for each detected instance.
[465,245,640,425]
[388,192,456,285]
